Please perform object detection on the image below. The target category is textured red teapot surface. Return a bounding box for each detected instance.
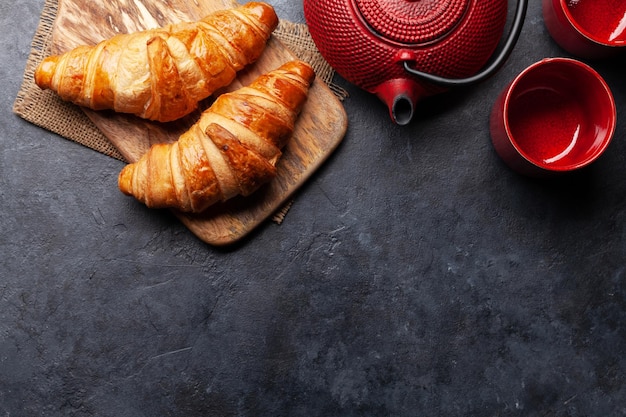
[566,0,626,43]
[304,0,508,94]
[354,0,470,44]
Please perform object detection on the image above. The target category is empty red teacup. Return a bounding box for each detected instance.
[543,0,626,59]
[490,58,616,177]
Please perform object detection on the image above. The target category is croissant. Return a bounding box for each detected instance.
[34,2,278,122]
[118,60,315,213]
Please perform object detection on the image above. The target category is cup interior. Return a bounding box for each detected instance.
[562,0,626,46]
[505,59,615,171]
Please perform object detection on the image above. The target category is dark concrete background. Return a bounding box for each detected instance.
[2,0,625,416]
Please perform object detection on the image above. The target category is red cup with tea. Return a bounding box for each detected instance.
[490,58,616,177]
[543,0,626,59]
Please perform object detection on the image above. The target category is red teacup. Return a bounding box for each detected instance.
[490,58,616,177]
[543,0,626,59]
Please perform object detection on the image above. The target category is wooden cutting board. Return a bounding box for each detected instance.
[49,0,348,246]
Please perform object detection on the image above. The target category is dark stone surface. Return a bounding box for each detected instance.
[1,0,625,416]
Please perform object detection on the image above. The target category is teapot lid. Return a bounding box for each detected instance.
[354,0,471,44]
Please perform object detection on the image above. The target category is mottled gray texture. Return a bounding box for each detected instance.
[1,0,625,416]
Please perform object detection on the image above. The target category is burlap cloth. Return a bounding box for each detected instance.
[13,0,348,224]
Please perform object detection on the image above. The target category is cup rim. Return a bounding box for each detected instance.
[502,57,617,172]
[558,0,626,47]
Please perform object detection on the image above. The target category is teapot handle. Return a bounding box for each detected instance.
[403,0,528,86]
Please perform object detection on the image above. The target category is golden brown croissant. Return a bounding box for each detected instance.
[118,60,315,213]
[34,2,278,122]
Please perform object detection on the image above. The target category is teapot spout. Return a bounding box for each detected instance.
[373,79,428,125]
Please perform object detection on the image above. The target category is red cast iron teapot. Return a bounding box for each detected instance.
[304,0,528,125]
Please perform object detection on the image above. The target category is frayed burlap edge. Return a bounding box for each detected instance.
[273,21,349,102]
[12,0,125,160]
[12,0,348,224]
